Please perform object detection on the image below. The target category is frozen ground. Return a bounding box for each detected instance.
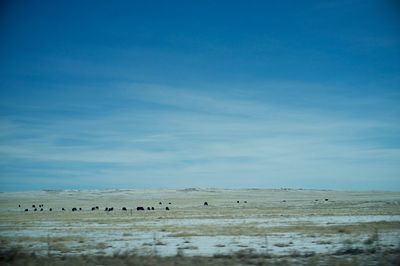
[0,188,399,257]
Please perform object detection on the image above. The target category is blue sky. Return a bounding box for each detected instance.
[0,0,399,191]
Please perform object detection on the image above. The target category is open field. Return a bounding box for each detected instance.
[1,188,400,265]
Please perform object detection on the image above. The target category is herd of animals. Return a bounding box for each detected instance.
[18,199,329,213]
[18,201,215,212]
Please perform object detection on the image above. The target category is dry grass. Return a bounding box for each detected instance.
[1,248,400,266]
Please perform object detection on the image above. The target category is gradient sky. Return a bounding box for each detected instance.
[0,0,399,191]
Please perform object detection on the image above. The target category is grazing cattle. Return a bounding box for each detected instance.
[151,207,154,210]
[282,200,286,202]
[49,208,52,211]
[18,204,21,207]
[108,207,114,211]
[79,208,82,211]
[32,205,35,208]
[165,207,169,210]
[159,202,162,205]
[62,208,65,211]
[72,208,77,212]
[95,206,99,209]
[92,207,96,211]
[244,201,247,203]
[325,199,329,201]
[105,207,108,211]
[237,201,240,203]
[147,207,150,210]
[122,207,127,211]
[168,202,171,205]
[137,207,145,211]
[315,199,319,201]
[204,202,208,206]
[34,208,37,211]
[24,209,28,212]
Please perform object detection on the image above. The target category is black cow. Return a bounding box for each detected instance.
[137,207,145,211]
[168,202,171,205]
[165,207,170,210]
[122,207,127,211]
[34,208,37,211]
[108,207,114,211]
[49,208,52,211]
[151,207,154,210]
[204,202,208,206]
[24,209,28,212]
[79,208,82,211]
[92,207,96,211]
[325,199,329,201]
[95,206,99,209]
[146,207,150,210]
[32,205,35,208]
[72,208,77,211]
[237,201,240,203]
[244,201,247,203]
[105,207,108,211]
[159,202,162,205]
[62,208,65,211]
[19,204,21,207]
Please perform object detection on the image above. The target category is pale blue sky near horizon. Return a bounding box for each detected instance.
[0,0,399,191]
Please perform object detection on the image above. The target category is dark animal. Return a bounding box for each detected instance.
[282,200,286,202]
[147,207,150,210]
[168,202,171,205]
[204,202,208,206]
[122,207,127,211]
[108,207,114,211]
[92,207,96,211]
[165,207,169,210]
[151,207,154,210]
[32,205,35,208]
[72,208,77,211]
[237,201,240,203]
[315,199,319,201]
[79,208,82,211]
[137,207,145,211]
[105,207,108,211]
[34,208,37,211]
[62,208,65,211]
[244,201,247,203]
[24,209,28,212]
[325,199,329,201]
[159,202,162,205]
[95,206,99,209]
[49,208,52,211]
[19,204,21,207]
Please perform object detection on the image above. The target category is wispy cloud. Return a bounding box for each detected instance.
[1,81,399,191]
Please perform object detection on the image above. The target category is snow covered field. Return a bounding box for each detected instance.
[0,188,399,257]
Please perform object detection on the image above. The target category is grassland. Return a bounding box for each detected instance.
[1,188,400,265]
